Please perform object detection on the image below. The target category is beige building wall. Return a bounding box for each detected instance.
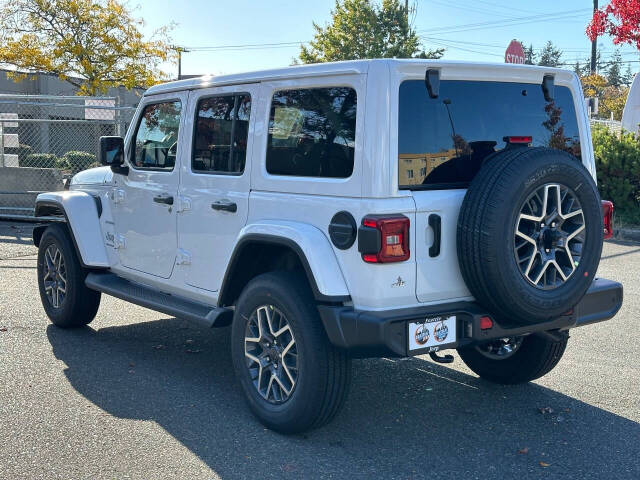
[398,149,457,186]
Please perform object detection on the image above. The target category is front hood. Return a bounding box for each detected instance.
[70,166,113,186]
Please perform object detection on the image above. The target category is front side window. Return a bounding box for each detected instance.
[266,87,357,178]
[192,94,251,174]
[398,80,581,189]
[132,101,182,170]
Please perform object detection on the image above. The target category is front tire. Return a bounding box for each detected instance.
[37,224,101,328]
[457,333,569,384]
[231,272,351,433]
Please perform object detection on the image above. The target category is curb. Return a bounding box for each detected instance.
[613,227,640,243]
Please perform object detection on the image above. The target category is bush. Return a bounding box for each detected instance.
[17,144,33,163]
[61,151,98,174]
[20,153,59,169]
[592,125,640,225]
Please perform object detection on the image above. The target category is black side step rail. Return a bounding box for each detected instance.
[85,272,233,328]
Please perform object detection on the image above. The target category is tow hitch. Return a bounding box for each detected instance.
[429,350,454,364]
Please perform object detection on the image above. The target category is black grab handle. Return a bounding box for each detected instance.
[153,194,174,205]
[428,214,441,258]
[211,200,237,213]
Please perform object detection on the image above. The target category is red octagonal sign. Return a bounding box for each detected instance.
[505,40,525,64]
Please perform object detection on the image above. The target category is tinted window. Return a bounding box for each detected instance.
[133,101,181,170]
[398,80,581,189]
[192,94,251,174]
[266,87,357,178]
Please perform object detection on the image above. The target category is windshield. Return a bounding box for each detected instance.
[398,80,581,190]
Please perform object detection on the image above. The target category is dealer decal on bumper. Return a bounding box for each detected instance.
[408,315,457,351]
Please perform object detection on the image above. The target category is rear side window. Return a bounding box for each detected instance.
[192,94,251,175]
[398,80,581,189]
[266,87,357,178]
[132,101,182,170]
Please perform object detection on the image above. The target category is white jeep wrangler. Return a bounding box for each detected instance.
[34,60,623,433]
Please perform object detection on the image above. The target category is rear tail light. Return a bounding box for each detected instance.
[601,200,614,240]
[359,215,410,263]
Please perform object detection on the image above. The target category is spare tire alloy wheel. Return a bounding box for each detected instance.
[244,305,298,404]
[515,183,585,289]
[43,244,67,309]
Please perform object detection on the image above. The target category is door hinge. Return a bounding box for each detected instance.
[176,195,192,213]
[114,234,126,250]
[176,249,192,266]
[112,189,125,204]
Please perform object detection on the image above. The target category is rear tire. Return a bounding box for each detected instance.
[231,271,352,433]
[37,224,101,328]
[458,333,569,384]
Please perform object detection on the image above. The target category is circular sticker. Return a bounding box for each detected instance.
[414,323,430,345]
[433,321,449,343]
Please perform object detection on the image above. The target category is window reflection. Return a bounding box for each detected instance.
[398,81,581,189]
[133,101,182,170]
[192,94,251,174]
[266,87,357,178]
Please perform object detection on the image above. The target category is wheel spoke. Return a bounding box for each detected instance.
[567,223,585,242]
[515,229,536,247]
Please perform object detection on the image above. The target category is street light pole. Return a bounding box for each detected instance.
[591,0,598,74]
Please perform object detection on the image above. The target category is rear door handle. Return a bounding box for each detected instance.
[211,200,237,213]
[153,194,174,205]
[428,214,441,257]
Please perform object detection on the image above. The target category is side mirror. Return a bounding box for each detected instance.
[99,136,128,175]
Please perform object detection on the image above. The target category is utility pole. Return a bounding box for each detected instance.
[590,0,598,74]
[173,46,190,80]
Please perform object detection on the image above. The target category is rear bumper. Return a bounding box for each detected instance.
[318,278,623,358]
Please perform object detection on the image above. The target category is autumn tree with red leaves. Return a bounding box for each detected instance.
[587,0,640,49]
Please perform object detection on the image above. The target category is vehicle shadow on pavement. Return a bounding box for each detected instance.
[47,319,640,479]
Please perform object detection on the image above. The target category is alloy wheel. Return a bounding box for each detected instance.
[475,336,524,360]
[43,244,67,308]
[514,183,586,289]
[244,305,298,404]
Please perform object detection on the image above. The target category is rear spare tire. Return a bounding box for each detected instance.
[457,147,603,324]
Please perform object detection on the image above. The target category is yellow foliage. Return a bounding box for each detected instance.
[581,73,607,98]
[0,0,175,95]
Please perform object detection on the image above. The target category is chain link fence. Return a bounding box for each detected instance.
[0,94,137,219]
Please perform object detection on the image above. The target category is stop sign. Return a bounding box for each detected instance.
[505,40,525,64]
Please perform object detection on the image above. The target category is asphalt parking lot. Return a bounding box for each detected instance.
[0,220,638,480]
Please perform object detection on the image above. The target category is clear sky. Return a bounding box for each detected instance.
[137,0,640,78]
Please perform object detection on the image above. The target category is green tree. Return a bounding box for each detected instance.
[0,0,175,95]
[523,43,536,65]
[607,50,624,87]
[298,0,443,63]
[623,64,635,87]
[537,41,562,67]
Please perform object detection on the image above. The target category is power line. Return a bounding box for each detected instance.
[418,9,591,35]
